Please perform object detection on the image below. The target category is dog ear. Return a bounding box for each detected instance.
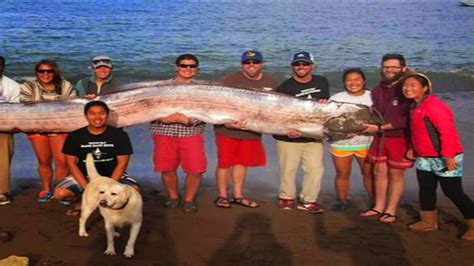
[115,184,130,206]
[123,184,131,200]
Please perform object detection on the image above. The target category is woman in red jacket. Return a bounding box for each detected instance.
[404,73,474,240]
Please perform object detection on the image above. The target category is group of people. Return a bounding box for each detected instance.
[0,50,473,240]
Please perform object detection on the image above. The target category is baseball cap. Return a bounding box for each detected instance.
[241,50,263,63]
[291,51,314,65]
[92,55,112,69]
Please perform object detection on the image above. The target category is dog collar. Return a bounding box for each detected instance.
[108,199,129,210]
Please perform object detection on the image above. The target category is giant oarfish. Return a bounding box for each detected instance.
[0,80,382,140]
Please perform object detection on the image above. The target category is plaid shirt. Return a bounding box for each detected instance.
[150,118,205,137]
[150,78,206,137]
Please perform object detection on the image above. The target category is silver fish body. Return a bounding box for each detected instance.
[0,81,381,140]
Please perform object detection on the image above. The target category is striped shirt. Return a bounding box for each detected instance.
[20,79,77,102]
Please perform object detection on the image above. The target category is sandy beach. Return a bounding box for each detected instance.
[0,92,473,265]
[1,0,473,264]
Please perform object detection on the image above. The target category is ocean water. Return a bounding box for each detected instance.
[3,1,474,194]
[1,0,473,91]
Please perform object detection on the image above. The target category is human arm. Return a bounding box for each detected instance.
[445,157,458,171]
[224,119,247,130]
[380,86,410,131]
[287,129,302,138]
[19,81,34,102]
[159,113,202,126]
[406,147,416,161]
[160,113,190,124]
[426,98,462,158]
[363,122,393,134]
[2,76,20,102]
[319,77,330,101]
[75,79,86,98]
[63,80,78,99]
[110,155,130,181]
[65,154,89,189]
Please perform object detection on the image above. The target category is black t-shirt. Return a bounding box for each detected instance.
[273,75,330,143]
[62,126,133,177]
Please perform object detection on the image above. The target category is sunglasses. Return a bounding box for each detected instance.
[36,69,55,74]
[242,60,261,65]
[93,59,111,65]
[178,64,198,68]
[382,66,403,70]
[291,62,311,67]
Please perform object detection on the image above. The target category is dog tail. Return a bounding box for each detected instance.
[86,153,100,179]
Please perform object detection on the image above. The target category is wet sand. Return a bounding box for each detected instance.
[1,92,474,265]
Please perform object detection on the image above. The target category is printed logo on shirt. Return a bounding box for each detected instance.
[93,148,107,159]
[392,99,399,106]
[296,87,321,99]
[80,141,115,149]
[80,141,114,163]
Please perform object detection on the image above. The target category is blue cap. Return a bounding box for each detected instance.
[241,50,263,63]
[291,51,314,64]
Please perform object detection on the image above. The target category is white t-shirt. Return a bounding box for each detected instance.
[329,90,373,150]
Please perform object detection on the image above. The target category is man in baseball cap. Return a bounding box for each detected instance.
[241,50,263,63]
[213,50,278,209]
[91,55,113,69]
[273,51,330,213]
[290,51,314,65]
[76,55,119,99]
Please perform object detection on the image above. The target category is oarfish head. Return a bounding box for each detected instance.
[323,104,383,142]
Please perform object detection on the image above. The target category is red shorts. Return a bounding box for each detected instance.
[367,136,413,169]
[153,134,207,174]
[215,134,266,168]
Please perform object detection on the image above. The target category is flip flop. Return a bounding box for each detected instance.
[230,197,259,208]
[65,208,81,216]
[379,213,398,224]
[59,199,72,206]
[37,191,54,203]
[360,208,383,217]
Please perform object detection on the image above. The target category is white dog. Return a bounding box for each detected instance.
[78,153,143,258]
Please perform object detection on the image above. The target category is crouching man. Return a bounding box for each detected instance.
[54,100,139,216]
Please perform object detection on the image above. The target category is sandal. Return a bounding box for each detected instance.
[163,197,180,208]
[332,201,349,211]
[359,208,382,217]
[379,213,398,224]
[230,197,259,208]
[37,191,54,203]
[182,201,198,213]
[214,197,231,208]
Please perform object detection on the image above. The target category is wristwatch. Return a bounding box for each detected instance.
[378,124,384,133]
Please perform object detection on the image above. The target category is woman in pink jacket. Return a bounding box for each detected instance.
[403,73,474,240]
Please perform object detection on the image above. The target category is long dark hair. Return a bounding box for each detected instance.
[35,59,63,95]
